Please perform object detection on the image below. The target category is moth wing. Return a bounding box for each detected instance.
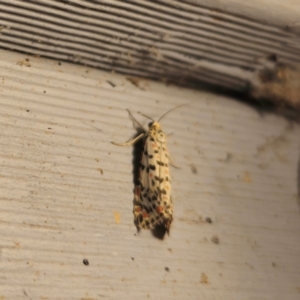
[140,132,172,228]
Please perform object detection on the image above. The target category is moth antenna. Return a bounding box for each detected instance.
[157,103,189,122]
[138,112,154,122]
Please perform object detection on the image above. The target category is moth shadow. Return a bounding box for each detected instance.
[131,127,144,235]
[132,128,145,187]
[297,153,300,210]
[131,127,168,240]
[151,225,168,240]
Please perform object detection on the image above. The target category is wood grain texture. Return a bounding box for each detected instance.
[1,49,300,299]
[0,0,300,97]
[189,0,300,32]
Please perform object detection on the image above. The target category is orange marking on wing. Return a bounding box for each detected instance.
[156,206,164,213]
[143,212,149,218]
[152,143,156,148]
[135,206,142,212]
[135,187,140,196]
[149,173,153,178]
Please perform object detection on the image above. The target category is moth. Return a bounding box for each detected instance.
[112,104,185,234]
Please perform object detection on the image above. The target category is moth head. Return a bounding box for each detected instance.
[149,121,161,130]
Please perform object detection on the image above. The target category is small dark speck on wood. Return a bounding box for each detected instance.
[211,235,219,244]
[83,122,102,132]
[106,80,116,87]
[190,164,197,174]
[205,217,212,224]
[83,259,89,266]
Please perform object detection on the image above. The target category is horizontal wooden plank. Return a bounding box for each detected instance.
[189,0,300,32]
[0,0,300,107]
[1,49,300,299]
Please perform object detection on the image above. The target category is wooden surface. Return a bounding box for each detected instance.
[190,0,300,32]
[1,0,300,96]
[1,49,300,299]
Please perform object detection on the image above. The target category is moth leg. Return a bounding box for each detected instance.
[111,133,144,146]
[127,109,145,131]
[164,133,180,168]
[166,215,173,235]
[169,155,180,169]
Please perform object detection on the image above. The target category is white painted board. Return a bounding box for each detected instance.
[1,50,300,299]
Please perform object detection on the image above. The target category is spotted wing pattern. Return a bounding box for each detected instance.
[133,122,173,233]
